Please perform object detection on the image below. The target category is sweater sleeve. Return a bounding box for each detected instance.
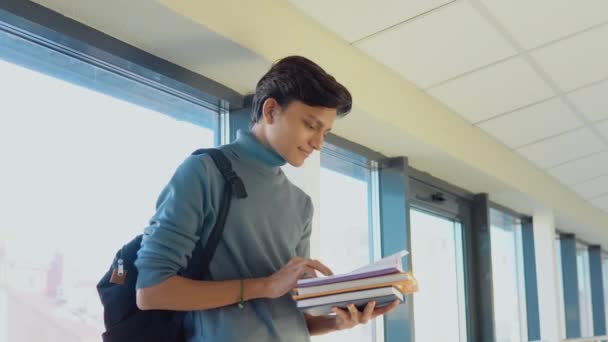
[135,155,209,289]
[295,196,313,259]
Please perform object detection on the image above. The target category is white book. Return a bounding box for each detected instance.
[296,272,411,296]
[297,286,403,309]
[297,250,409,287]
[298,286,403,316]
[349,250,409,274]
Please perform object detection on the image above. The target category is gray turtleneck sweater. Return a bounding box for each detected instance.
[135,130,312,342]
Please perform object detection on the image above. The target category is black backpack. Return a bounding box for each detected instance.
[96,148,248,342]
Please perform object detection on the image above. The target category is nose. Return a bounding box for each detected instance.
[310,132,324,151]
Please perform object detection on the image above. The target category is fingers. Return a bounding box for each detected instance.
[332,302,379,329]
[345,302,376,324]
[346,304,359,323]
[361,301,376,324]
[287,258,314,279]
[371,300,400,318]
[289,258,334,278]
[300,266,317,279]
[332,306,351,322]
[306,259,333,276]
[287,256,304,265]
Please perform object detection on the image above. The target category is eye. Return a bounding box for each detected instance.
[304,121,315,129]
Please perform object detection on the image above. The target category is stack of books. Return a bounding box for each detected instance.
[293,251,418,316]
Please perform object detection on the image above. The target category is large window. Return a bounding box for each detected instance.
[408,178,469,342]
[555,236,596,338]
[314,146,376,342]
[410,208,468,342]
[0,27,218,341]
[603,253,608,332]
[490,208,527,342]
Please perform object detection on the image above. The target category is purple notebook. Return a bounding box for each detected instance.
[296,266,400,288]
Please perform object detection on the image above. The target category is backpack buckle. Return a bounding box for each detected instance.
[117,259,124,276]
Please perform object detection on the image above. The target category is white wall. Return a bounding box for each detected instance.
[534,210,563,342]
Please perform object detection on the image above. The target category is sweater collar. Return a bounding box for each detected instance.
[232,130,286,172]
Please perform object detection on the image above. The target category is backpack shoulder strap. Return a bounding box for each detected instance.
[181,148,247,280]
[192,148,247,199]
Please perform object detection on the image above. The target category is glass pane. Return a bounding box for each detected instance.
[0,31,216,341]
[313,153,373,342]
[410,208,468,342]
[555,237,567,339]
[490,208,526,342]
[603,255,608,332]
[576,245,594,337]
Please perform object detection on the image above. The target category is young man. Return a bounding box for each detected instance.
[135,56,399,341]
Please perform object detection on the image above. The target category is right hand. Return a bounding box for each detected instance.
[265,257,333,298]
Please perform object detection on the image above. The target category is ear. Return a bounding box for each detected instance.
[261,97,280,124]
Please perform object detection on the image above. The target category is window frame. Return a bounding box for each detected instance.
[488,207,529,342]
[320,135,384,342]
[0,1,243,142]
[408,171,473,342]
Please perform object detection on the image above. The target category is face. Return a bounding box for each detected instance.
[257,98,337,167]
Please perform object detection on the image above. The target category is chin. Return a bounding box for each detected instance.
[287,157,306,167]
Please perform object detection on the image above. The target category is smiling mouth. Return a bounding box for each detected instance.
[299,148,311,156]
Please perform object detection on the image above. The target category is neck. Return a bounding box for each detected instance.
[231,128,286,171]
[250,124,271,149]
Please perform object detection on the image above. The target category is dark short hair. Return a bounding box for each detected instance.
[251,56,352,124]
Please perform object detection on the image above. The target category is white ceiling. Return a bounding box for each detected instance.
[288,0,608,215]
[32,0,271,94]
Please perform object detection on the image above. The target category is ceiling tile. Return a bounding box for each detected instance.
[548,151,608,185]
[480,0,608,49]
[477,98,582,148]
[516,128,605,169]
[567,80,608,123]
[354,1,515,88]
[427,57,554,123]
[591,194,608,211]
[597,120,608,138]
[287,0,453,43]
[572,175,608,200]
[531,24,608,92]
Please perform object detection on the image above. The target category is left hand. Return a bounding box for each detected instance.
[331,300,400,330]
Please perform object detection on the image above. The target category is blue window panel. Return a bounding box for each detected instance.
[560,233,581,338]
[589,246,606,336]
[378,157,414,342]
[522,218,541,341]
